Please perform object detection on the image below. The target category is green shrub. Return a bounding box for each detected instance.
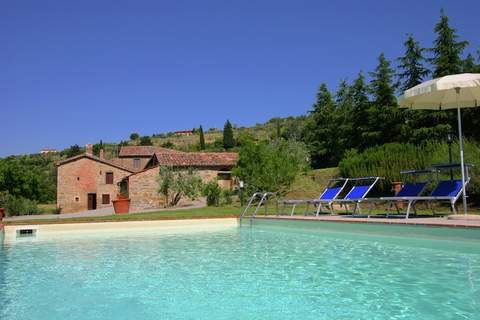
[232,139,309,196]
[2,193,39,216]
[220,189,234,205]
[158,166,203,207]
[203,181,221,206]
[339,140,480,204]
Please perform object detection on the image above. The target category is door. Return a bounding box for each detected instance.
[87,193,97,210]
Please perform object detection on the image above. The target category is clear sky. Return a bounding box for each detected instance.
[1,0,479,157]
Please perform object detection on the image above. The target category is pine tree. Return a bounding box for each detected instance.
[460,52,480,140]
[199,125,205,150]
[368,53,402,145]
[397,34,430,91]
[305,83,341,167]
[462,53,476,73]
[223,120,235,149]
[335,80,354,151]
[430,9,468,78]
[350,72,371,150]
[369,53,398,107]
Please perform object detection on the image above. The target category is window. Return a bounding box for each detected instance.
[102,194,110,204]
[133,158,141,169]
[106,172,114,184]
[217,172,232,180]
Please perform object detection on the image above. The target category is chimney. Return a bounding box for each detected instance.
[85,144,93,155]
[99,148,105,160]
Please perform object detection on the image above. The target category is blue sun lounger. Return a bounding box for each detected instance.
[365,181,429,218]
[303,178,349,215]
[395,179,469,218]
[371,163,473,219]
[328,177,382,216]
[279,178,349,216]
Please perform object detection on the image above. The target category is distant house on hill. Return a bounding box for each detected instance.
[56,144,238,214]
[40,148,57,154]
[174,130,194,136]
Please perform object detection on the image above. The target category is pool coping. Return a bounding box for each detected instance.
[2,218,239,244]
[1,215,239,226]
[253,215,480,229]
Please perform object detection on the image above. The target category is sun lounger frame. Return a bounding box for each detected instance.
[279,178,349,216]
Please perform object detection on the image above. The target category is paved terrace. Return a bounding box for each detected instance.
[255,214,480,229]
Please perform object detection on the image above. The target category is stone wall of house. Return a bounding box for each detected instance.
[128,167,234,212]
[128,167,165,212]
[57,157,131,213]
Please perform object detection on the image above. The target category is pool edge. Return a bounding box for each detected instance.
[3,218,239,244]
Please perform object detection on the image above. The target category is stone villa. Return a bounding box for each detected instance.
[56,145,238,213]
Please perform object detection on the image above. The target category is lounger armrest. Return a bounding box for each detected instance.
[280,199,307,204]
[309,199,334,204]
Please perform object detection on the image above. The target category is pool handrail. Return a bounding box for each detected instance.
[240,192,278,222]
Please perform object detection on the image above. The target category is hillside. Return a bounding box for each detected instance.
[99,116,307,155]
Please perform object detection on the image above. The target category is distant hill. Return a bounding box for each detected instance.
[111,115,308,154]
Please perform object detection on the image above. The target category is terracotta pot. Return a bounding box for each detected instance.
[112,198,130,214]
[0,208,4,220]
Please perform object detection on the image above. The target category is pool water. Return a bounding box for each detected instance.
[1,220,480,320]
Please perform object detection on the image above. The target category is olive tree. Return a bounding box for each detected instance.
[158,166,203,207]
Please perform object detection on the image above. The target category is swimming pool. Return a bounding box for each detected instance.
[1,219,479,319]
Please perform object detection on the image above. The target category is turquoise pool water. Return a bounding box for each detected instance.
[1,220,480,320]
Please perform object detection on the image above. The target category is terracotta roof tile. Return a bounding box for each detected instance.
[56,153,134,172]
[154,152,238,168]
[118,146,180,157]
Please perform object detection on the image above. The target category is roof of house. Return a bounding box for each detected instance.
[56,153,134,172]
[118,145,180,157]
[127,152,238,177]
[153,152,238,168]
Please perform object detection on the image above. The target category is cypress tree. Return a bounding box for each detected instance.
[397,34,430,91]
[199,125,205,150]
[430,9,468,78]
[223,120,235,149]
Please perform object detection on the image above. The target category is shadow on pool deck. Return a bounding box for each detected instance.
[255,214,480,229]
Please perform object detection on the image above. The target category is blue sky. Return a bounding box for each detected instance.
[1,0,479,157]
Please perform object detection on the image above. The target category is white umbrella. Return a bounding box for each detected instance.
[398,73,480,214]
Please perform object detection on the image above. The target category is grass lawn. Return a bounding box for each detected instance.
[3,205,243,225]
[4,201,479,226]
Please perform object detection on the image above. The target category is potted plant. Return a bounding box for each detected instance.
[112,192,130,214]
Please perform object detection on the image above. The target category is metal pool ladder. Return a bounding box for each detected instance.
[240,192,278,223]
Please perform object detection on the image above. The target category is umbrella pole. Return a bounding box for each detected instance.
[456,88,467,215]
